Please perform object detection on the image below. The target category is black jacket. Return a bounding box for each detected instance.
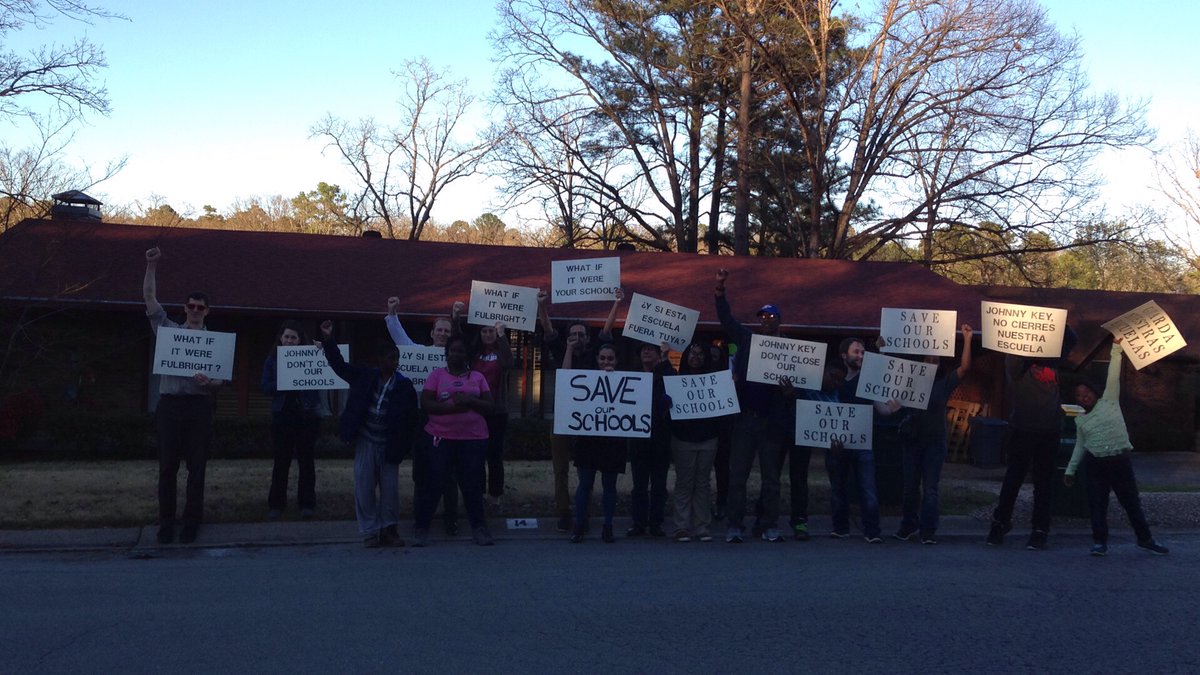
[321,337,418,463]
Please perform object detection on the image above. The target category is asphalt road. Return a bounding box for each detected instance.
[2,534,1197,674]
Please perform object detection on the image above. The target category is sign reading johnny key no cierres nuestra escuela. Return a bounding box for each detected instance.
[152,327,236,379]
[980,301,1067,357]
[551,257,620,303]
[467,281,539,333]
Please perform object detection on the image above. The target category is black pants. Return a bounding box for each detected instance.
[484,412,508,498]
[628,434,671,527]
[713,422,732,509]
[1085,452,1153,544]
[268,414,319,511]
[786,446,813,526]
[993,428,1057,532]
[155,395,213,528]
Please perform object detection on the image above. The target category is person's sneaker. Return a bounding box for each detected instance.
[626,524,647,537]
[472,526,495,546]
[725,527,744,544]
[300,508,315,520]
[411,529,429,548]
[792,523,811,541]
[179,525,199,544]
[829,530,851,539]
[267,509,282,521]
[569,527,584,544]
[865,535,884,544]
[156,525,174,545]
[697,533,713,542]
[1025,530,1048,551]
[762,528,785,543]
[380,526,405,548]
[1089,543,1108,556]
[674,530,692,543]
[648,523,667,537]
[602,524,615,543]
[362,533,381,548]
[920,531,938,545]
[986,521,1012,546]
[444,520,459,537]
[556,516,572,533]
[1137,539,1170,555]
[893,526,917,542]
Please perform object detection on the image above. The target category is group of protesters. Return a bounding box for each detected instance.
[143,247,1169,556]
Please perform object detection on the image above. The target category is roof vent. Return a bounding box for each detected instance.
[50,190,103,222]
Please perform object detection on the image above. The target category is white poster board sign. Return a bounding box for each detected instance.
[468,281,539,332]
[745,334,826,390]
[795,401,873,449]
[553,369,653,438]
[981,301,1067,357]
[879,308,957,357]
[855,351,937,411]
[397,345,446,391]
[152,327,236,379]
[551,257,620,303]
[663,370,740,420]
[1102,301,1188,370]
[623,292,700,352]
[277,344,350,390]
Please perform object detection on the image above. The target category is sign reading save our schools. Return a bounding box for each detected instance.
[396,345,446,391]
[276,345,350,391]
[553,369,653,438]
[795,401,873,449]
[1102,300,1188,370]
[663,370,740,420]
[745,334,826,390]
[467,281,539,332]
[981,301,1067,357]
[879,308,957,358]
[152,327,236,379]
[855,351,937,411]
[623,293,700,352]
[551,257,620,303]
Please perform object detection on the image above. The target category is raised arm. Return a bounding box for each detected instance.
[599,287,624,341]
[714,268,749,343]
[385,296,415,346]
[143,247,164,315]
[495,323,514,369]
[318,320,360,383]
[562,333,579,369]
[1103,339,1124,401]
[537,289,557,340]
[955,324,973,379]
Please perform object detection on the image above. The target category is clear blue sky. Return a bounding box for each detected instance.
[4,0,1197,228]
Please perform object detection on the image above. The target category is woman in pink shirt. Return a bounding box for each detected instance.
[413,335,495,547]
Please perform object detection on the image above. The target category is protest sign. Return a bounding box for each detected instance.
[980,301,1067,357]
[855,351,937,410]
[152,327,236,379]
[795,401,873,449]
[1102,300,1187,370]
[745,334,826,390]
[879,308,957,357]
[663,370,740,420]
[623,292,700,352]
[468,281,539,332]
[397,345,446,391]
[553,369,653,438]
[276,344,350,390]
[551,257,620,303]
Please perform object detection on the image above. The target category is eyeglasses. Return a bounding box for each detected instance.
[185,303,207,311]
[760,313,778,320]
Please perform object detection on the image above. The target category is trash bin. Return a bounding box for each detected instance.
[1053,413,1089,519]
[969,417,1007,468]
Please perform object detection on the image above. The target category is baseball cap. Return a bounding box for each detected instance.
[757,303,781,318]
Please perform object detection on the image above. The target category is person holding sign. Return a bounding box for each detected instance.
[142,246,225,546]
[625,338,676,538]
[714,268,791,544]
[453,310,514,507]
[415,334,496,547]
[320,321,418,548]
[1063,339,1169,556]
[260,320,323,521]
[894,324,973,545]
[564,337,626,544]
[668,342,723,542]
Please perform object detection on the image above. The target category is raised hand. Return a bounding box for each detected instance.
[145,247,162,263]
[319,320,334,340]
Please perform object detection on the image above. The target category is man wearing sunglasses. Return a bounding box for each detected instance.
[143,246,224,545]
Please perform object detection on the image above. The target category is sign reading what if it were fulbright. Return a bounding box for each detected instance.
[745,334,826,390]
[276,344,350,391]
[551,257,621,303]
[467,281,539,332]
[553,369,653,438]
[855,351,937,411]
[879,308,957,358]
[397,345,446,391]
[1102,300,1188,370]
[663,370,740,420]
[981,301,1067,358]
[795,401,873,449]
[623,292,700,352]
[152,327,236,379]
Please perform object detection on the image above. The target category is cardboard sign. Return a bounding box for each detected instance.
[152,327,236,379]
[745,334,826,390]
[551,257,620,303]
[663,370,740,420]
[981,301,1067,357]
[553,369,653,438]
[396,345,446,391]
[879,308,957,357]
[622,292,700,352]
[277,344,350,390]
[1102,301,1187,370]
[795,401,873,449]
[855,351,937,411]
[468,281,539,332]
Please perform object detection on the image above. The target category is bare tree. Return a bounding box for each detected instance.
[1153,131,1200,272]
[311,58,499,240]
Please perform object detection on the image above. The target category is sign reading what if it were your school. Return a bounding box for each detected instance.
[795,401,873,449]
[981,301,1067,358]
[276,344,350,390]
[1102,300,1188,370]
[551,257,620,303]
[553,369,653,438]
[468,281,539,333]
[855,351,937,411]
[663,370,740,420]
[397,345,446,391]
[879,308,957,358]
[152,327,236,379]
[745,334,826,390]
[623,293,700,352]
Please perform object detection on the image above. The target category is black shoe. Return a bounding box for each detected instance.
[986,521,1011,546]
[569,526,584,543]
[444,520,459,537]
[1025,530,1048,551]
[893,526,917,542]
[920,530,938,545]
[602,525,615,543]
[179,525,198,544]
[626,524,647,537]
[792,522,810,541]
[556,516,572,533]
[472,526,495,546]
[1137,539,1169,555]
[363,533,382,548]
[411,529,429,547]
[1090,543,1108,556]
[156,525,174,545]
[648,523,667,538]
[380,525,405,547]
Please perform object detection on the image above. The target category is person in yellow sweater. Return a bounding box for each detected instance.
[1064,337,1169,556]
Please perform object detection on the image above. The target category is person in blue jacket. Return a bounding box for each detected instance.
[260,320,324,521]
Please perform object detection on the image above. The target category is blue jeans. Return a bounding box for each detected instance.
[575,466,618,529]
[900,439,947,535]
[825,446,880,538]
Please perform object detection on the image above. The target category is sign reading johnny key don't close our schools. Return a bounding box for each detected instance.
[745,334,826,390]
[467,281,539,333]
[553,369,653,438]
[551,257,621,303]
[276,345,350,391]
[981,301,1067,358]
[152,327,236,379]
